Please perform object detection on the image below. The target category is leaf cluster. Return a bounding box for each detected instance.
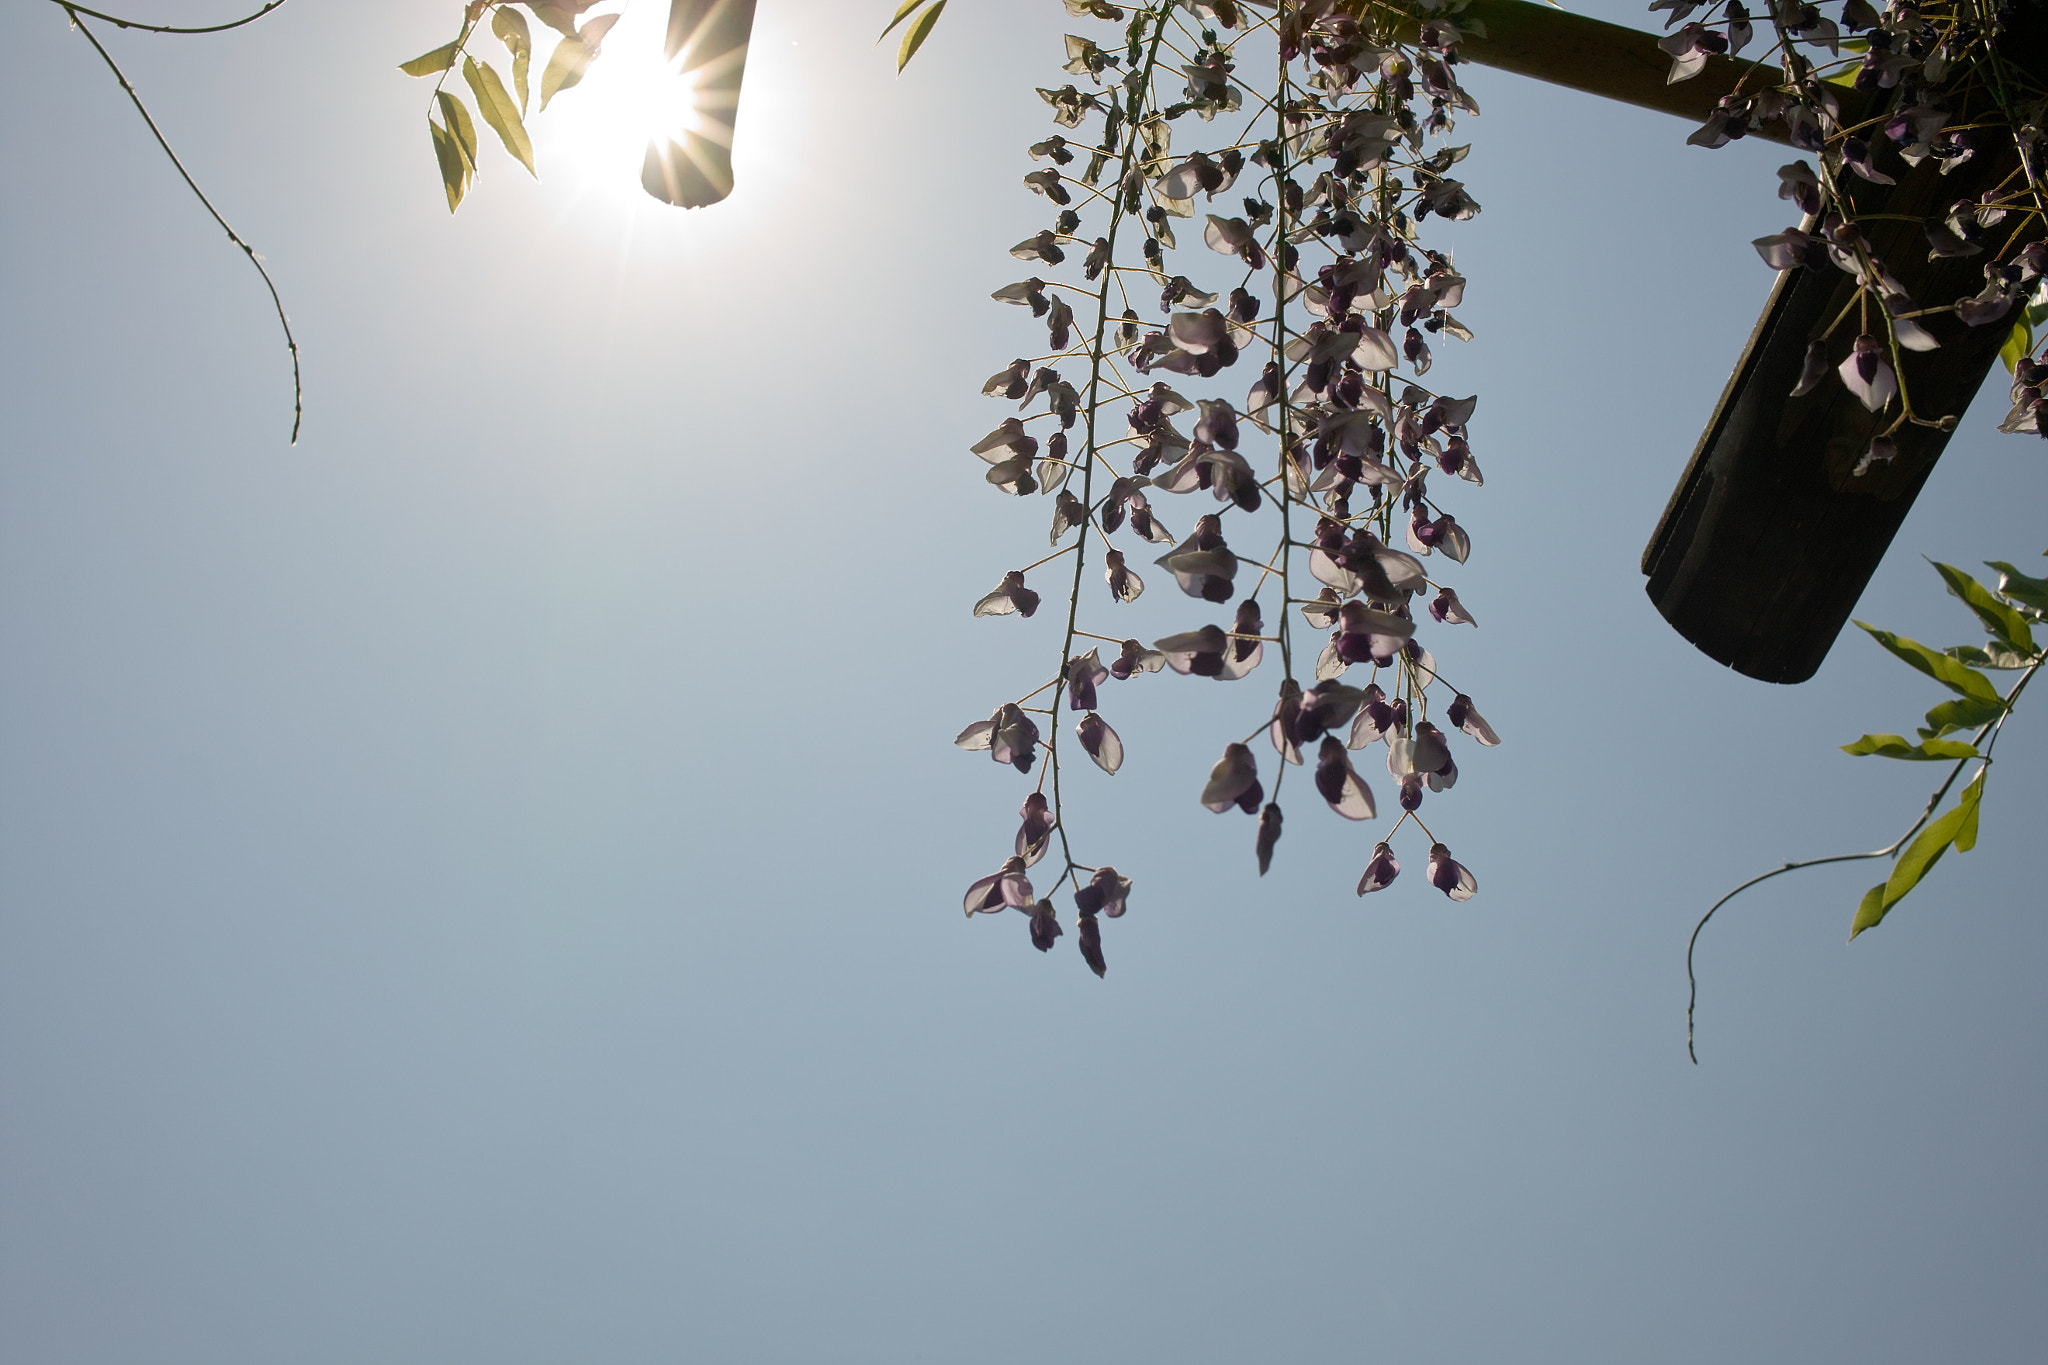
[1840,555,2047,937]
[400,2,619,212]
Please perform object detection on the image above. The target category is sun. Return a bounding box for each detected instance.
[535,4,706,201]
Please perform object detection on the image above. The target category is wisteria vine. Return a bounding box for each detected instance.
[1665,0,2047,451]
[957,0,1500,974]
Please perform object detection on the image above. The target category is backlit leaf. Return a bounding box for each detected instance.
[879,0,929,41]
[400,41,460,77]
[526,0,605,38]
[1849,883,1887,939]
[1986,560,2048,613]
[1919,695,2006,738]
[1853,622,2001,704]
[898,0,947,70]
[1931,561,2035,654]
[2001,317,2032,373]
[1953,770,1984,853]
[429,117,469,212]
[492,5,533,113]
[435,90,478,172]
[464,57,534,175]
[540,13,620,109]
[1947,643,2032,670]
[1840,734,1978,761]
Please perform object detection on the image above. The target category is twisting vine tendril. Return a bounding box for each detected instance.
[55,3,304,444]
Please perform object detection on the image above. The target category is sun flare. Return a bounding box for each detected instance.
[537,6,706,196]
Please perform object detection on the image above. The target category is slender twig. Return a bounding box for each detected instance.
[1686,654,2043,1064]
[45,0,287,35]
[61,7,302,443]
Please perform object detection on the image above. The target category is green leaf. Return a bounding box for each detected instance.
[1947,643,2034,670]
[1853,622,2002,704]
[1851,798,1974,938]
[878,0,930,41]
[429,117,470,212]
[1932,561,2036,654]
[539,12,620,109]
[1919,694,2007,739]
[493,5,533,113]
[400,41,461,77]
[897,0,947,70]
[1954,770,1985,853]
[526,0,604,38]
[2001,317,2033,374]
[464,58,534,176]
[1841,734,1979,760]
[435,90,478,172]
[1987,561,2048,613]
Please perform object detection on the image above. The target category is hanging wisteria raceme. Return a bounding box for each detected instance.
[957,0,1497,975]
[1662,0,2047,453]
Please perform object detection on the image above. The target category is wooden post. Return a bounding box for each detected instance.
[643,0,757,208]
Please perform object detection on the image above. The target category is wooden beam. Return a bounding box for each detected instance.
[1407,0,1799,144]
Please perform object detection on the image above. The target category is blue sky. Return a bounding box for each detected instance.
[3,2,2044,1360]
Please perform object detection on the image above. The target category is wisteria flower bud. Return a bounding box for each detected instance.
[1029,901,1063,952]
[1016,792,1054,867]
[1076,914,1106,978]
[1255,802,1283,874]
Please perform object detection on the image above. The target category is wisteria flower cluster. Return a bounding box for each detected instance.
[1661,0,2047,456]
[956,0,1502,974]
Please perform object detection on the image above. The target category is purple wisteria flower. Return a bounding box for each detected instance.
[1790,339,1830,397]
[1109,638,1166,680]
[963,855,1034,917]
[1430,586,1477,625]
[1657,22,1727,83]
[1200,741,1263,814]
[1753,227,1826,272]
[974,570,1041,618]
[1427,843,1477,901]
[1839,135,1894,185]
[1029,901,1063,951]
[1314,736,1377,820]
[1955,275,2017,328]
[1016,791,1054,866]
[955,703,1041,773]
[1777,160,1822,215]
[1851,434,1898,477]
[1051,489,1087,543]
[1077,711,1124,774]
[1104,548,1146,603]
[1348,684,1405,749]
[1073,866,1131,919]
[1334,600,1416,666]
[1837,334,1897,412]
[1356,841,1400,894]
[1445,693,1500,746]
[1066,648,1109,711]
